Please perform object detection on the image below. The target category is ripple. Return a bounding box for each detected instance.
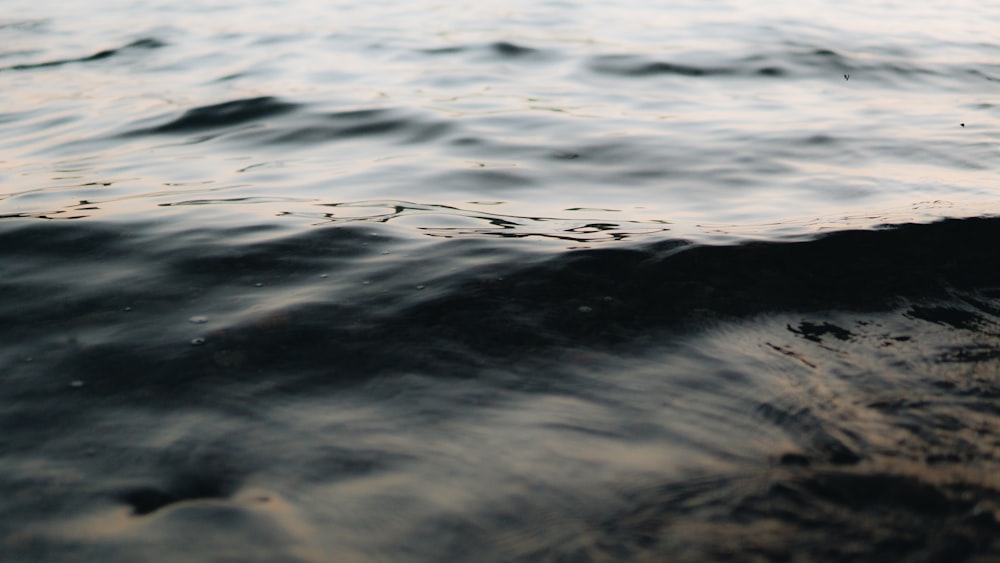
[126,96,300,135]
[0,38,165,72]
[279,200,671,243]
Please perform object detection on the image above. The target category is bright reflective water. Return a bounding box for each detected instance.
[3,1,1000,561]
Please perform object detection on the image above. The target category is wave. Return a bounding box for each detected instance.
[584,44,1000,88]
[4,213,999,560]
[275,200,671,243]
[3,215,998,381]
[119,97,451,146]
[5,7,1000,557]
[0,38,164,72]
[126,96,300,135]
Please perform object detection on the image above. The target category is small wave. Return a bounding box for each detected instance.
[419,40,542,59]
[0,38,164,72]
[243,107,450,145]
[3,214,1000,561]
[585,45,960,84]
[489,41,538,57]
[589,55,737,77]
[159,196,312,207]
[278,200,671,243]
[125,96,300,135]
[121,101,453,147]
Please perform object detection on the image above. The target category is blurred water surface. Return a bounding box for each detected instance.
[3,1,1000,561]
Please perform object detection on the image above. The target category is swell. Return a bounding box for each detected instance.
[2,216,998,401]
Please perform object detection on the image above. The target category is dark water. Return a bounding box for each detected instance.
[3,1,1000,561]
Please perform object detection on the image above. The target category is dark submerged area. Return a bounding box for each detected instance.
[3,216,1000,561]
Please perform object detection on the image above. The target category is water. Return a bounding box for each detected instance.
[3,1,1000,560]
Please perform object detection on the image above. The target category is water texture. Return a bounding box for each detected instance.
[2,0,1000,561]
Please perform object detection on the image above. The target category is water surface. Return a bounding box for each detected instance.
[3,0,1000,561]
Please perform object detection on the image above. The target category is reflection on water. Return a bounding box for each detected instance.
[280,200,671,243]
[2,215,1000,560]
[6,261,1000,560]
[4,0,1000,560]
[3,0,1000,232]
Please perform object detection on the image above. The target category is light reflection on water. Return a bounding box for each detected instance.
[2,0,999,238]
[4,0,1000,560]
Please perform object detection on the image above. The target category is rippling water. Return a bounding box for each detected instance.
[3,1,1000,561]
